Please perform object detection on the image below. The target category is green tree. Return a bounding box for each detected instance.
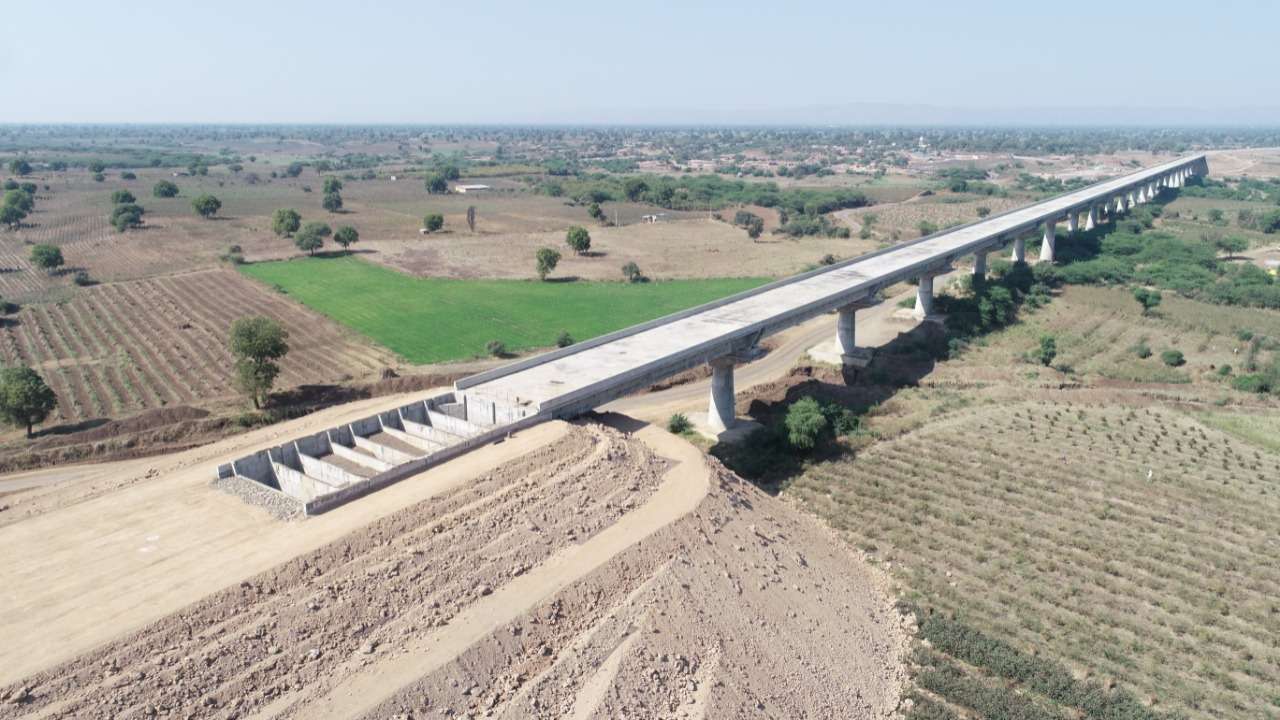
[191,194,222,218]
[0,366,58,437]
[120,171,137,180]
[284,162,304,178]
[1132,287,1162,315]
[333,225,359,253]
[30,244,64,273]
[1161,349,1185,367]
[228,317,290,409]
[587,202,603,221]
[535,247,561,280]
[110,203,145,232]
[3,189,33,214]
[621,261,643,283]
[0,203,24,228]
[976,206,992,218]
[623,177,649,201]
[1034,334,1057,367]
[322,177,343,194]
[441,165,461,181]
[295,222,330,255]
[423,213,444,232]
[153,180,179,198]
[322,191,343,213]
[110,189,136,205]
[1214,235,1249,258]
[556,330,574,347]
[8,159,32,176]
[88,160,106,173]
[271,208,301,237]
[785,397,828,450]
[425,173,448,194]
[565,225,591,255]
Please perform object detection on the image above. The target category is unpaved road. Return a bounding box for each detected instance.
[0,419,909,719]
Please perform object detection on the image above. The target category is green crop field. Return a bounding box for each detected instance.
[239,256,767,364]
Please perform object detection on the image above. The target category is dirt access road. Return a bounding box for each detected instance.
[0,416,909,719]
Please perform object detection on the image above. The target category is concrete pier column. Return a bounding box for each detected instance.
[913,275,936,320]
[1039,220,1056,263]
[836,306,856,355]
[707,357,736,432]
[1011,236,1026,263]
[972,251,988,278]
[1067,211,1079,234]
[1085,205,1097,231]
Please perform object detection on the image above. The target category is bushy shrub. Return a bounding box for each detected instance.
[666,412,691,434]
[784,397,828,450]
[1160,349,1185,367]
[485,340,506,357]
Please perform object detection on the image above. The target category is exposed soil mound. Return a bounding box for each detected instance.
[0,420,907,719]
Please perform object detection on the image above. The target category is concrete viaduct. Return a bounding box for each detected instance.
[221,154,1206,512]
[456,154,1207,432]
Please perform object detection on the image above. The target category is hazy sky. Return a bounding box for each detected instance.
[4,0,1278,124]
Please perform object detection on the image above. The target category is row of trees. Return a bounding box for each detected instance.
[271,208,359,255]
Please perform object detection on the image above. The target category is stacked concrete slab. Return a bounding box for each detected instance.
[217,391,538,515]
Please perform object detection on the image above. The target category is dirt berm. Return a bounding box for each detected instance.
[0,414,908,719]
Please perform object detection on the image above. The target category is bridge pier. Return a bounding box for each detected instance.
[1085,205,1097,231]
[1066,211,1079,234]
[972,250,988,278]
[914,272,946,321]
[1010,235,1026,263]
[1039,219,1056,263]
[835,299,878,369]
[707,356,736,432]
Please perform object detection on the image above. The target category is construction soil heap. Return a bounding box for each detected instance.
[0,408,908,719]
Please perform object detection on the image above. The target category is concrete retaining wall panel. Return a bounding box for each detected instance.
[272,462,340,502]
[399,419,455,448]
[329,443,392,472]
[378,425,437,452]
[304,413,547,515]
[427,409,479,438]
[296,451,364,487]
[352,435,419,464]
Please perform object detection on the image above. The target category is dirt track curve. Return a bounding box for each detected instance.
[0,417,908,719]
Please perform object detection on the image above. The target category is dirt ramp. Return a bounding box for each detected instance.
[0,421,906,720]
[330,427,910,720]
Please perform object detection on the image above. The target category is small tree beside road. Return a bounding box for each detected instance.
[229,316,290,409]
[0,366,58,437]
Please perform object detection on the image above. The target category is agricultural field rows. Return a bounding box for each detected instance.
[791,402,1280,718]
[0,269,397,423]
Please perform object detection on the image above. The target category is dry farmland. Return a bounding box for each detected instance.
[790,401,1280,718]
[0,269,397,424]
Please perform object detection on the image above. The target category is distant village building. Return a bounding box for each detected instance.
[641,213,666,224]
[454,184,490,194]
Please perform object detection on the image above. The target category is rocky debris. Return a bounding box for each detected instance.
[210,474,302,521]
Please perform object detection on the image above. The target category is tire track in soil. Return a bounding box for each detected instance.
[0,424,670,720]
